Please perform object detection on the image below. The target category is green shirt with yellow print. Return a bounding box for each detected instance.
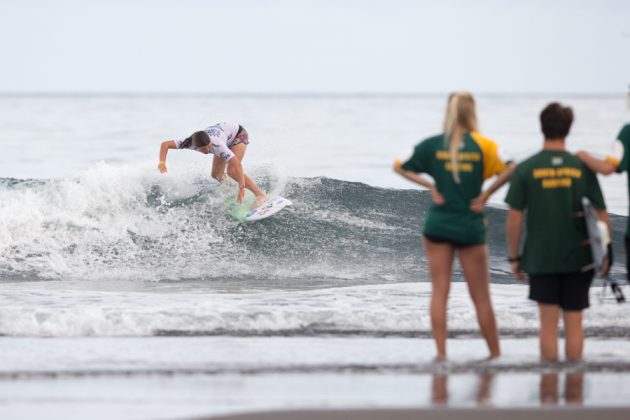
[505,150,606,274]
[400,131,509,245]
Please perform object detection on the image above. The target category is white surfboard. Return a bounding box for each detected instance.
[583,197,610,273]
[242,196,292,222]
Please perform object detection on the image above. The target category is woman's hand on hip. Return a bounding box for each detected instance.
[431,187,445,205]
[469,191,489,213]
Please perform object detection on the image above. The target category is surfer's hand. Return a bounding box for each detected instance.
[158,162,167,173]
[469,192,489,213]
[236,188,245,204]
[431,187,445,205]
[511,261,525,281]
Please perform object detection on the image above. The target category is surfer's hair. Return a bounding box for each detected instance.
[540,102,573,140]
[192,131,211,148]
[443,91,478,184]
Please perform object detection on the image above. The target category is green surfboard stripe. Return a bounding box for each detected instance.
[228,195,256,222]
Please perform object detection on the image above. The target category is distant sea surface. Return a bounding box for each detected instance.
[1,94,628,212]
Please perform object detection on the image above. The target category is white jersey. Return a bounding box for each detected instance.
[175,122,240,161]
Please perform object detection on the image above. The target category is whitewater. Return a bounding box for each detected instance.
[0,164,628,338]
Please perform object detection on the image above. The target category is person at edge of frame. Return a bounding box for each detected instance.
[576,87,629,295]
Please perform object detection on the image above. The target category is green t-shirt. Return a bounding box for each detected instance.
[400,131,508,245]
[505,150,606,274]
[605,124,630,237]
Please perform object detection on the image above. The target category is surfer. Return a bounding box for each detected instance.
[393,91,515,361]
[575,89,629,282]
[505,102,611,362]
[158,122,268,207]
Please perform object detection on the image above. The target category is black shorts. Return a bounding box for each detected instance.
[528,270,594,311]
[423,234,482,249]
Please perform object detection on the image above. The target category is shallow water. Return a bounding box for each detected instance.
[1,337,630,420]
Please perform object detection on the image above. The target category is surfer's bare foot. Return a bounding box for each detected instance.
[250,194,269,210]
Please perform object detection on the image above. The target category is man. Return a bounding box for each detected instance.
[505,102,610,362]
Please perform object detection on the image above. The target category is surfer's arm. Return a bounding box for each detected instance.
[226,158,246,203]
[576,151,617,175]
[470,162,516,212]
[158,140,177,173]
[506,208,525,280]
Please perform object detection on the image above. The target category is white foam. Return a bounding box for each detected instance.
[0,282,627,337]
[0,162,289,281]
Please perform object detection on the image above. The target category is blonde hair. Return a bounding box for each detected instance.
[443,91,478,183]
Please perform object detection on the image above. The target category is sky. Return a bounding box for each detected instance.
[0,0,629,94]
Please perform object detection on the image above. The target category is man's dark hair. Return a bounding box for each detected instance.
[540,102,574,139]
[192,131,210,147]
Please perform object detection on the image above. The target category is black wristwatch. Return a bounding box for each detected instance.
[507,256,521,263]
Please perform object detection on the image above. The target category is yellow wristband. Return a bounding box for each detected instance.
[159,161,166,164]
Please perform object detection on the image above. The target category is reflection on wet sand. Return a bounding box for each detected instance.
[431,373,495,406]
[431,371,584,406]
[541,372,584,406]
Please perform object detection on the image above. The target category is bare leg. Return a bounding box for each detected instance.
[212,143,268,206]
[563,310,584,361]
[211,155,228,182]
[459,244,501,359]
[538,304,560,362]
[423,238,455,360]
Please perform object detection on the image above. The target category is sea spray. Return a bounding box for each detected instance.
[0,163,626,286]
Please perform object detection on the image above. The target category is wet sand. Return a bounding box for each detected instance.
[205,407,630,420]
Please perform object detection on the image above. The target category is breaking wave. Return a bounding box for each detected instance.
[0,162,626,287]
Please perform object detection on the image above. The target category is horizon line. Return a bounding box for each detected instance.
[0,91,626,98]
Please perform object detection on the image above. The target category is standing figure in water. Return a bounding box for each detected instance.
[576,88,629,292]
[394,91,515,360]
[158,122,268,208]
[505,103,610,362]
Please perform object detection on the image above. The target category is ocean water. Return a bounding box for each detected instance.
[0,95,629,419]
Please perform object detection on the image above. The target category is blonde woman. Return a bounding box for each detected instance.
[394,92,515,360]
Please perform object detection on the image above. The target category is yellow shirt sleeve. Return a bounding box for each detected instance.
[470,131,507,180]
